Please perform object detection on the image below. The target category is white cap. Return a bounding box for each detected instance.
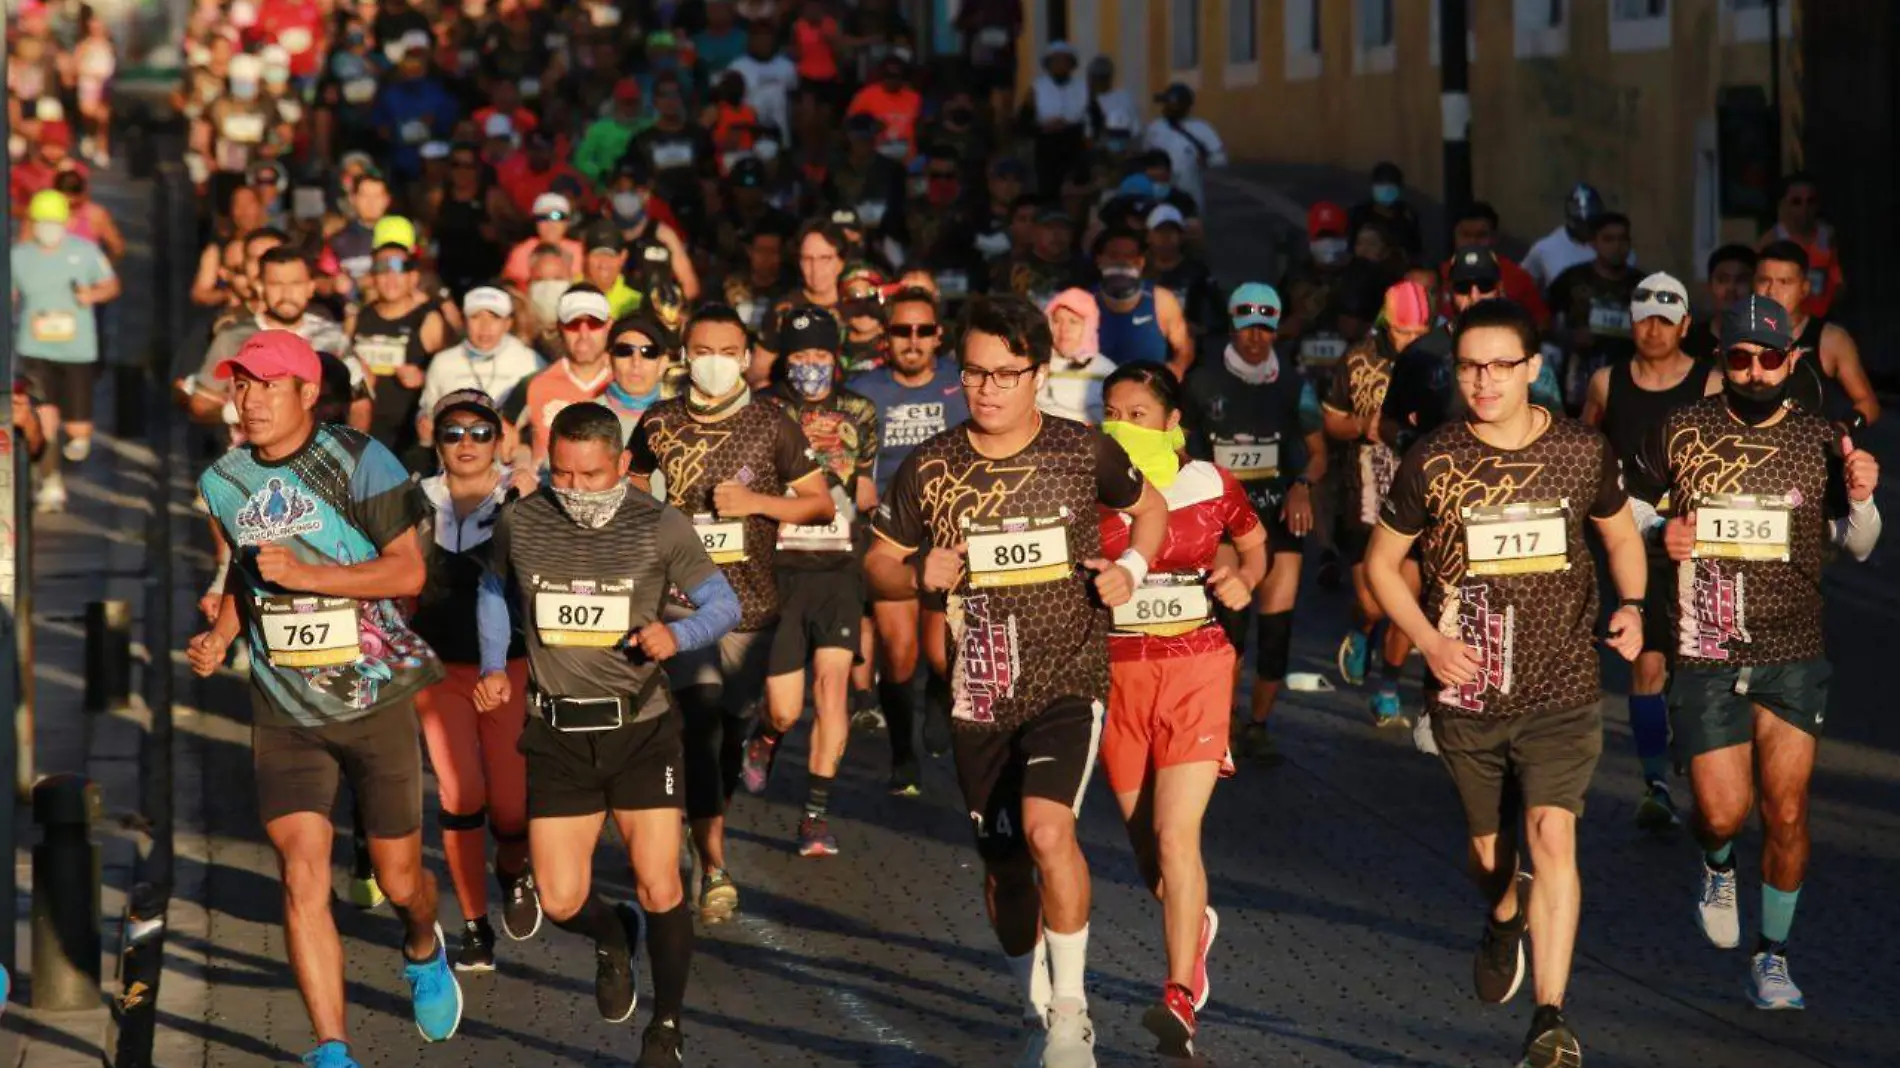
[482,113,515,139]
[229,53,264,79]
[532,192,573,219]
[557,288,612,324]
[463,286,513,318]
[420,140,451,160]
[398,29,431,56]
[1631,271,1690,325]
[1145,204,1186,230]
[1042,40,1076,61]
[34,97,65,121]
[259,43,290,68]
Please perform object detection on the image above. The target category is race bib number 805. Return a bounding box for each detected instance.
[967,518,1071,588]
[1463,500,1570,576]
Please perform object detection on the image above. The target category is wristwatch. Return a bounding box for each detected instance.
[1618,598,1646,615]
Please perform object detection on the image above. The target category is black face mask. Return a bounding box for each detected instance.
[1724,377,1791,425]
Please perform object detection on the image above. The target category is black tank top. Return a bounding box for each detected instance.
[1602,358,1708,504]
[1787,314,1849,420]
[352,301,436,455]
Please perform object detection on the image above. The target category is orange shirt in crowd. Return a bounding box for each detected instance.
[792,16,841,81]
[847,84,923,161]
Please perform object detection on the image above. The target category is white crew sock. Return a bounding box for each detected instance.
[1045,924,1089,1006]
[1005,939,1052,1022]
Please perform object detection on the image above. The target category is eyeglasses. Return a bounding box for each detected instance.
[1453,354,1537,381]
[888,323,941,339]
[611,341,665,359]
[438,423,498,444]
[536,211,569,222]
[371,257,412,274]
[959,365,1033,390]
[1231,303,1278,320]
[1633,287,1685,305]
[1725,346,1791,372]
[561,316,609,332]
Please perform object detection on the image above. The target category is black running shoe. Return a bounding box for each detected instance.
[1519,1005,1582,1068]
[636,1016,685,1066]
[453,917,495,973]
[498,868,542,942]
[594,914,638,1023]
[922,699,952,758]
[1475,876,1531,1004]
[888,757,922,798]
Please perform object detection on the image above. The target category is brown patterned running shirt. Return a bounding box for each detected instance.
[1657,395,1842,667]
[873,416,1146,731]
[1323,334,1401,530]
[1381,410,1628,720]
[630,395,822,631]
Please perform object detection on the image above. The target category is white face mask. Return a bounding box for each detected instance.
[1310,236,1349,266]
[752,138,780,163]
[32,220,66,246]
[529,279,570,323]
[689,354,745,397]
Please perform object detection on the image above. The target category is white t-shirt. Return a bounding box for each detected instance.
[418,335,546,416]
[1141,117,1227,212]
[729,54,798,142]
[1092,88,1139,138]
[1036,353,1118,426]
[1521,225,1637,290]
[1032,74,1089,127]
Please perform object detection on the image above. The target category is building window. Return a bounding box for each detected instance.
[1354,0,1396,74]
[1609,0,1670,52]
[1430,0,1479,66]
[1514,0,1569,58]
[1284,0,1321,82]
[1228,0,1257,67]
[1169,0,1199,72]
[1727,0,1789,42]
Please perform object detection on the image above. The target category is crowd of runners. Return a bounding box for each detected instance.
[6,1,1889,1066]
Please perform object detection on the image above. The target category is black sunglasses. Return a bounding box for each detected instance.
[611,341,666,360]
[1451,280,1494,296]
[1231,303,1278,320]
[438,423,498,444]
[888,324,941,339]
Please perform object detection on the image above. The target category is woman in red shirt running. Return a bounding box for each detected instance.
[1097,364,1266,1058]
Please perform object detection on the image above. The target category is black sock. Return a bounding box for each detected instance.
[550,892,629,953]
[805,774,833,818]
[879,678,917,764]
[1757,934,1788,956]
[646,902,694,1020]
[924,669,950,718]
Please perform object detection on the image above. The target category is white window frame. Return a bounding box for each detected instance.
[1224,0,1260,87]
[1725,0,1791,43]
[1608,0,1671,53]
[1168,0,1200,75]
[1429,0,1479,66]
[1513,0,1569,59]
[1353,0,1397,75]
[1283,0,1322,83]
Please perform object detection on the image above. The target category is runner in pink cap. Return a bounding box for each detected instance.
[215,328,323,382]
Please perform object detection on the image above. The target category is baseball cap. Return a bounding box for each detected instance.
[613,77,640,103]
[778,306,841,355]
[420,140,451,161]
[1565,182,1605,226]
[1308,201,1348,239]
[1154,82,1195,109]
[1035,204,1074,227]
[482,113,515,139]
[1447,245,1502,288]
[1117,173,1157,200]
[214,329,322,382]
[581,219,625,253]
[40,120,74,148]
[1383,281,1433,330]
[372,215,418,251]
[1631,271,1690,325]
[1145,204,1185,231]
[731,157,766,188]
[462,286,513,318]
[431,388,502,428]
[27,188,71,224]
[609,312,672,354]
[1721,294,1794,351]
[531,192,572,220]
[1228,282,1282,331]
[557,287,612,324]
[647,30,678,49]
[845,112,881,137]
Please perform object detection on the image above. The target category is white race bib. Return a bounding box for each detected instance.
[221,112,266,144]
[533,587,633,647]
[936,270,969,298]
[875,139,909,161]
[30,311,79,344]
[400,120,430,145]
[342,77,377,104]
[520,77,541,99]
[855,199,888,225]
[278,26,313,53]
[1111,574,1211,636]
[652,141,694,169]
[1300,335,1347,365]
[1693,493,1793,561]
[1213,438,1280,481]
[1463,500,1570,576]
[1587,300,1632,338]
[354,337,407,375]
[967,519,1070,588]
[777,512,852,553]
[694,514,746,563]
[258,596,360,668]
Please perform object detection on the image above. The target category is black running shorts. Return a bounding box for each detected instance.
[952,696,1104,863]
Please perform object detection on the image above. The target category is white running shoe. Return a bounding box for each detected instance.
[1412,711,1440,756]
[35,474,67,514]
[62,436,92,463]
[1749,951,1805,1010]
[1011,1017,1046,1068]
[1041,998,1096,1068]
[1696,863,1741,949]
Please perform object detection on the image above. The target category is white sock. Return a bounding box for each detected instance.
[1045,924,1089,1006]
[1005,940,1051,1021]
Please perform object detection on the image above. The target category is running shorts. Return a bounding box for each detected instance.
[1669,658,1830,760]
[769,566,864,676]
[1102,647,1235,795]
[953,696,1104,863]
[253,697,424,837]
[1435,701,1603,837]
[23,358,98,423]
[520,708,686,818]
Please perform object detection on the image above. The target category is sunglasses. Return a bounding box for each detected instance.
[840,297,883,316]
[438,423,497,444]
[1451,280,1496,296]
[1725,346,1791,372]
[371,257,412,274]
[1633,287,1685,305]
[560,316,609,332]
[888,323,941,339]
[536,211,569,222]
[611,341,665,359]
[1231,303,1279,320]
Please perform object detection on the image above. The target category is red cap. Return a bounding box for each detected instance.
[40,121,73,148]
[215,330,323,383]
[1307,201,1347,240]
[1384,280,1432,329]
[613,77,641,103]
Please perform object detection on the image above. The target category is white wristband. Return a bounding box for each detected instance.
[1115,548,1150,588]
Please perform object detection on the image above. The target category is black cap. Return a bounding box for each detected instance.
[1372,160,1403,184]
[1035,204,1074,227]
[1721,294,1795,350]
[731,157,766,188]
[777,305,841,355]
[845,112,881,137]
[582,219,625,253]
[1154,82,1195,108]
[609,312,674,354]
[1447,246,1502,288]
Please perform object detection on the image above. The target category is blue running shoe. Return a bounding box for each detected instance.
[402,923,464,1042]
[1371,688,1411,728]
[0,961,10,1017]
[1336,630,1370,686]
[301,1041,360,1068]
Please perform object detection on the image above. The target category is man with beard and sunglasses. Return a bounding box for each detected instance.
[848,287,968,792]
[1641,294,1880,1012]
[350,242,450,471]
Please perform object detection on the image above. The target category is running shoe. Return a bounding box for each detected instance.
[1749,949,1805,1010]
[401,923,464,1042]
[1635,778,1681,830]
[62,436,92,464]
[850,690,886,732]
[1042,997,1097,1068]
[0,961,8,1018]
[594,911,639,1023]
[1371,688,1411,728]
[347,873,386,910]
[1191,906,1219,1010]
[798,815,840,857]
[922,699,953,758]
[1518,1005,1582,1068]
[454,917,495,973]
[1412,711,1440,756]
[34,473,67,514]
[699,867,738,924]
[1236,722,1282,766]
[1474,876,1530,1004]
[1696,862,1741,949]
[635,1016,685,1065]
[300,1041,360,1068]
[1337,630,1370,686]
[888,757,922,797]
[498,868,542,941]
[738,729,780,796]
[1011,1017,1047,1068]
[1140,983,1197,1058]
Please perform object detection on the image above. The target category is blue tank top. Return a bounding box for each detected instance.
[1096,287,1169,367]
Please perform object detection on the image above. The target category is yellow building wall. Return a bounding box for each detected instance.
[1053,0,1800,282]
